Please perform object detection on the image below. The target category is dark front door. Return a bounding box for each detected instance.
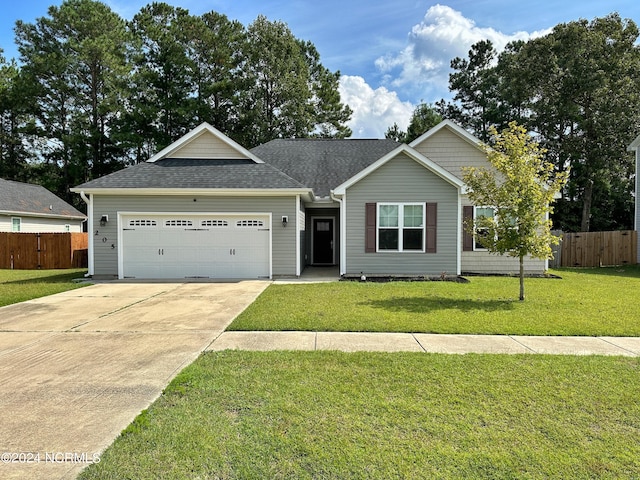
[312,218,334,264]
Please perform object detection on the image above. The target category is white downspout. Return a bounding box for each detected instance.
[79,191,94,277]
[330,191,345,276]
[457,191,462,276]
[295,194,301,277]
[636,146,640,264]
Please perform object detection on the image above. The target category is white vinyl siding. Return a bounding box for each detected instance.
[0,215,83,233]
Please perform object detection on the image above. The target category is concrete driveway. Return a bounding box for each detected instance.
[0,281,267,480]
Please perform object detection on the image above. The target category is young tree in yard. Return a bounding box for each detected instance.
[463,122,568,301]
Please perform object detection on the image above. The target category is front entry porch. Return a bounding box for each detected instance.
[306,208,340,267]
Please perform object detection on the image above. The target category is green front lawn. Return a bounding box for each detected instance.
[0,269,88,307]
[78,266,640,478]
[229,267,640,336]
[80,351,640,479]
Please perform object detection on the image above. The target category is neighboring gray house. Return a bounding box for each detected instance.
[628,134,640,263]
[0,178,86,233]
[72,120,547,280]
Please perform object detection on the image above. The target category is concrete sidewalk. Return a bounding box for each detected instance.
[209,331,640,356]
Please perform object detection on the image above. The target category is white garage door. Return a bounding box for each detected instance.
[120,214,270,279]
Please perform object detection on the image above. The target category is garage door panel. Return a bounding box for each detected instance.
[121,214,270,279]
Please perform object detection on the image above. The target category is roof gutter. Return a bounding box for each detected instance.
[0,210,86,221]
[69,187,312,197]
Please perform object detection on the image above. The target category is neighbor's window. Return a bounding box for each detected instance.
[11,217,21,232]
[378,203,424,252]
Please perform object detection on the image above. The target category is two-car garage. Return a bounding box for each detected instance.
[118,213,271,279]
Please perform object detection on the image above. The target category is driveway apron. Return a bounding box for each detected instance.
[0,281,267,480]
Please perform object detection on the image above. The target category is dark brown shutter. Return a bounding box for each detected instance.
[426,203,437,253]
[463,205,474,252]
[365,203,376,253]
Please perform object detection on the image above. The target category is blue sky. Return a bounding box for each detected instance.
[1,1,639,137]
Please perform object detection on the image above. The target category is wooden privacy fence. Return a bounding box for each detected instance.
[550,230,637,268]
[0,232,88,269]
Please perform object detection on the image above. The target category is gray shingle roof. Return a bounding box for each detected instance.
[74,159,308,190]
[0,178,86,219]
[250,139,400,197]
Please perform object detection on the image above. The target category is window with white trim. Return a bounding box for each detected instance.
[11,217,21,232]
[473,207,518,251]
[377,203,424,252]
[473,206,495,250]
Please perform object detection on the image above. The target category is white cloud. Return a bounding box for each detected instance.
[339,75,414,139]
[375,4,551,101]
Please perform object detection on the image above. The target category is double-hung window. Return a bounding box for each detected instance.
[378,203,425,252]
[473,206,495,250]
[11,217,21,232]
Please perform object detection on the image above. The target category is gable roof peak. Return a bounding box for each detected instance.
[332,143,464,195]
[409,119,483,150]
[147,122,264,164]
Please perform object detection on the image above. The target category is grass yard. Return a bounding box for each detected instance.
[0,269,88,307]
[228,267,640,336]
[79,351,640,479]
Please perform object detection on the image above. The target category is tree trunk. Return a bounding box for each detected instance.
[580,179,594,232]
[519,255,525,301]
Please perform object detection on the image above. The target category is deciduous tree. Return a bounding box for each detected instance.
[463,122,568,301]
